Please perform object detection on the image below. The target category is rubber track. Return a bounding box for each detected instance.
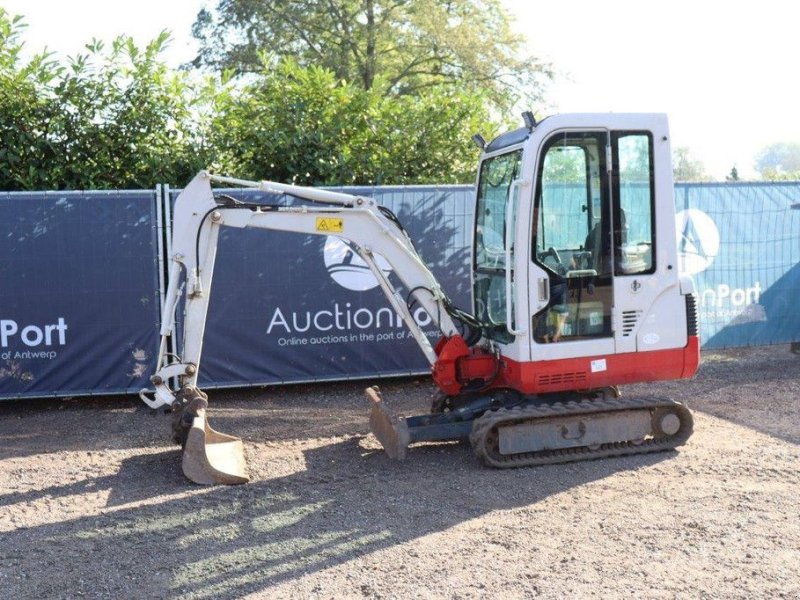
[469,396,693,468]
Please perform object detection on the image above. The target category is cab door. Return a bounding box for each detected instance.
[610,131,656,353]
[610,127,685,354]
[528,130,616,361]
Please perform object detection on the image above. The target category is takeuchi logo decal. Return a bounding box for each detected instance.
[323,236,392,291]
[675,209,720,275]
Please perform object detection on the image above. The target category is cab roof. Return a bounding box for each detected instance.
[485,126,530,153]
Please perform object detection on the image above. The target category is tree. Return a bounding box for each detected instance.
[0,8,501,189]
[755,142,800,180]
[210,58,494,185]
[191,0,551,112]
[43,34,215,189]
[726,166,739,182]
[0,10,62,190]
[0,9,214,190]
[672,146,711,182]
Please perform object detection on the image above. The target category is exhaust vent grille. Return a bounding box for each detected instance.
[686,293,698,337]
[537,371,588,388]
[621,310,642,337]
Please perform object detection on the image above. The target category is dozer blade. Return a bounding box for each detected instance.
[182,408,249,485]
[365,386,410,460]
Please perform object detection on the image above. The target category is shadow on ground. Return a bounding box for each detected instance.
[0,434,673,599]
[0,376,428,461]
[2,346,798,597]
[628,345,800,446]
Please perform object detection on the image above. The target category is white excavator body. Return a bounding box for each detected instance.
[141,113,699,484]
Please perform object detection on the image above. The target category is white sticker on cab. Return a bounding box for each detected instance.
[590,359,607,373]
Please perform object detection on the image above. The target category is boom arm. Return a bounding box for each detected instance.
[141,171,465,409]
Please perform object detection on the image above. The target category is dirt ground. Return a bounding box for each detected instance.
[1,346,799,599]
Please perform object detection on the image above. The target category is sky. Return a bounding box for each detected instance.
[4,0,800,180]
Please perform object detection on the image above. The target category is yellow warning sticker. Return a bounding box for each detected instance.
[316,217,343,232]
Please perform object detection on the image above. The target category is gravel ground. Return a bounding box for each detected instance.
[1,345,799,599]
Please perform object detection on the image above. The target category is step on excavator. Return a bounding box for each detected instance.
[140,112,699,484]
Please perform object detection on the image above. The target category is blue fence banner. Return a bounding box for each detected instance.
[675,182,800,348]
[169,181,800,389]
[0,190,162,399]
[2,180,798,399]
[169,186,474,388]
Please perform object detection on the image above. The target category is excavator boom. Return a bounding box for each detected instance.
[141,171,476,483]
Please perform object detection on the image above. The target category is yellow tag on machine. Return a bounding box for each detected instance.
[316,217,343,232]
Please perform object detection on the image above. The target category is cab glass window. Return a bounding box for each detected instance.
[532,132,613,343]
[474,150,522,270]
[473,149,522,343]
[613,132,655,274]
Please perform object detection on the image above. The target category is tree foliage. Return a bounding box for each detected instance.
[755,142,800,180]
[0,9,210,190]
[210,58,494,185]
[672,146,711,182]
[0,8,505,190]
[191,0,550,111]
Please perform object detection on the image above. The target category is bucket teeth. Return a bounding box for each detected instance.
[365,386,410,460]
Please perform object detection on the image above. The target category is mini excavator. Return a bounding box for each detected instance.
[140,113,699,484]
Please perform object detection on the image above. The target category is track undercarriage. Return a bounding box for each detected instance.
[366,386,693,467]
[167,383,692,485]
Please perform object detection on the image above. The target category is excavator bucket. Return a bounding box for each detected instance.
[365,386,410,460]
[170,386,249,485]
[182,408,249,485]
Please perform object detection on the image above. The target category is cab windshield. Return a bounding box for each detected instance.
[473,149,522,343]
[474,150,522,270]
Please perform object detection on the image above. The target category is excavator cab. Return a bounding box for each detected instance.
[471,117,695,378]
[371,114,698,467]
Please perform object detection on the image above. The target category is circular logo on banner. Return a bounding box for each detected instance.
[323,236,392,291]
[675,209,720,275]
